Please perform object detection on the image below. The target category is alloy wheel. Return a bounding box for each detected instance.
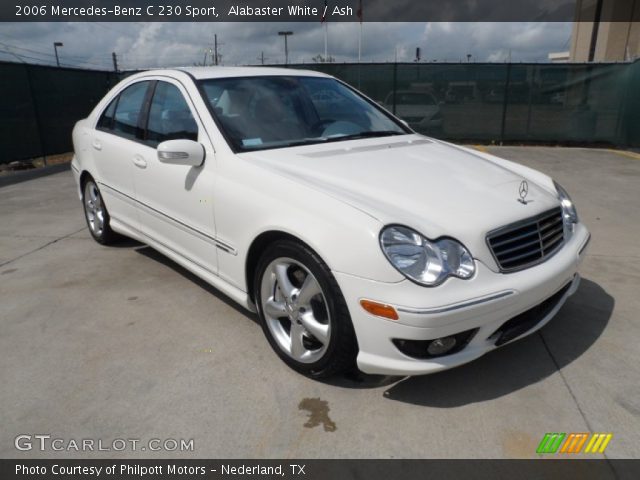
[84,181,105,237]
[260,257,331,363]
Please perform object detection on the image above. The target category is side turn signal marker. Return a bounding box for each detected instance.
[360,299,399,321]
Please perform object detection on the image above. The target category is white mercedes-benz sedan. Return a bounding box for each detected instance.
[71,67,590,378]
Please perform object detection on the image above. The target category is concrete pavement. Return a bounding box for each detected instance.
[0,147,638,463]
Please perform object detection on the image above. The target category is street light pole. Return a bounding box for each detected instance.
[53,42,63,67]
[278,31,293,65]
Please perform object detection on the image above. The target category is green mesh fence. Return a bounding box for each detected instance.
[290,60,640,147]
[0,62,120,164]
[624,60,640,147]
[1,59,638,164]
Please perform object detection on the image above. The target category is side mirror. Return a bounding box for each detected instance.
[157,139,205,167]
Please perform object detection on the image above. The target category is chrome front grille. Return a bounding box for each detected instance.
[487,207,564,272]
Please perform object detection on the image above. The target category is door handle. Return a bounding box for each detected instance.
[92,139,102,151]
[132,155,147,169]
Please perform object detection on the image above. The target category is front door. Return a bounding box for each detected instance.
[132,79,218,275]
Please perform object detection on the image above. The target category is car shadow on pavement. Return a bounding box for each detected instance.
[108,237,145,249]
[133,245,261,325]
[381,278,614,406]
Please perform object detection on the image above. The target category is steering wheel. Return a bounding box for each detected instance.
[321,120,362,137]
[311,119,335,136]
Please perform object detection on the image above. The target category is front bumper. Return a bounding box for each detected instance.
[335,223,590,376]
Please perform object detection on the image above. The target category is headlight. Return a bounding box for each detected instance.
[554,181,578,239]
[380,226,475,286]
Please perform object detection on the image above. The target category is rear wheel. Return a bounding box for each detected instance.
[83,179,118,245]
[254,240,358,378]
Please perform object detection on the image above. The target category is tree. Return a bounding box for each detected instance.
[311,54,335,63]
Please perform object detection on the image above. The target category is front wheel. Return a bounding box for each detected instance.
[254,240,358,378]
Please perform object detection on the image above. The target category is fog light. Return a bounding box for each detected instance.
[427,337,457,356]
[392,329,477,359]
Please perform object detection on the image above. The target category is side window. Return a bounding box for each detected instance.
[97,97,117,130]
[146,82,198,147]
[112,81,149,141]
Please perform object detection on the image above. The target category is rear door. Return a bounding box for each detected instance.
[91,81,151,230]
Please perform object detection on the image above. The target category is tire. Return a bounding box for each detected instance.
[254,240,358,378]
[82,178,119,245]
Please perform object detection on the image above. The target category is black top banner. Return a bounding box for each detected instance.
[5,0,635,22]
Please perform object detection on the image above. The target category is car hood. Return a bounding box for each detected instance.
[240,135,560,270]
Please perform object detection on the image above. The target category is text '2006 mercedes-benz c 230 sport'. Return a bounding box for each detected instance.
[72,67,590,378]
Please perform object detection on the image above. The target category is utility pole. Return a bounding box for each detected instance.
[278,31,293,65]
[214,34,219,65]
[53,41,63,67]
[112,52,118,72]
[258,51,268,65]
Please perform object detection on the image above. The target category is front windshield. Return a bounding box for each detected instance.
[199,76,408,151]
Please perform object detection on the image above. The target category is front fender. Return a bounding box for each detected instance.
[213,154,405,293]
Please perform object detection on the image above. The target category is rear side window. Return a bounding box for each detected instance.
[97,97,117,130]
[112,82,149,140]
[146,82,198,147]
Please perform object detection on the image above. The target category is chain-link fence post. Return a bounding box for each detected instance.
[24,63,47,166]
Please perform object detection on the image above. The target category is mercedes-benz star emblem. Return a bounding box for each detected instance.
[518,180,529,204]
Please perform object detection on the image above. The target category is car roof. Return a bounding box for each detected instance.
[173,66,332,80]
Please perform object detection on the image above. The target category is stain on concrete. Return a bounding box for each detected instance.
[1,268,18,275]
[298,397,336,432]
[127,296,138,301]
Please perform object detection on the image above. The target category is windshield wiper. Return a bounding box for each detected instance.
[323,130,406,143]
[281,138,330,148]
[253,131,406,150]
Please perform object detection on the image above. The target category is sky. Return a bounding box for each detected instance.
[0,22,572,70]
